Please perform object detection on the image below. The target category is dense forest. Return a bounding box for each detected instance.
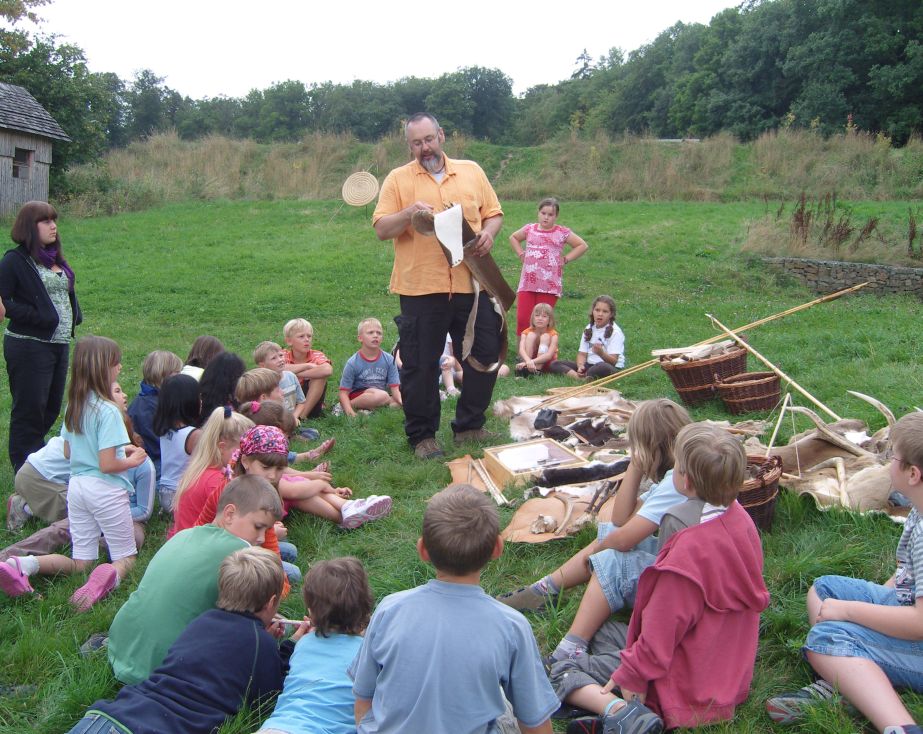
[2,0,921,179]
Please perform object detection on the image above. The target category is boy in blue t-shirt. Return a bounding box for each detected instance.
[767,411,923,734]
[338,318,402,418]
[349,484,558,734]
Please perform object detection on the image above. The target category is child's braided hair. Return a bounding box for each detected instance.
[583,295,617,342]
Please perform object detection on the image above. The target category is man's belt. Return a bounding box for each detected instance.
[411,205,515,372]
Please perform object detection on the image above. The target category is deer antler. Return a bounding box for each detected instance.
[846,390,896,428]
[787,406,878,460]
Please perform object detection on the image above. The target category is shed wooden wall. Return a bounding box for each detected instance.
[0,130,52,216]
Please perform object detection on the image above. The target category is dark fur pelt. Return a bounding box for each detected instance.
[538,458,631,488]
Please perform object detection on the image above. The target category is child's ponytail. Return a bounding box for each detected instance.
[174,407,254,507]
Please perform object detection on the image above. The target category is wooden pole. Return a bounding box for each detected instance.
[707,314,841,421]
[522,282,869,413]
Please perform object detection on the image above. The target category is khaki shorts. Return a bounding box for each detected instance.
[14,462,67,523]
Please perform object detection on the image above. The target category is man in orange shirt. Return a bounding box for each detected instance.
[373,113,504,460]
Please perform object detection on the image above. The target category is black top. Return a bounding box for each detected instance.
[0,245,82,340]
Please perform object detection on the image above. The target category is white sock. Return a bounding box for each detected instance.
[7,555,40,576]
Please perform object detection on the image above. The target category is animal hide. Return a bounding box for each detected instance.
[538,458,631,488]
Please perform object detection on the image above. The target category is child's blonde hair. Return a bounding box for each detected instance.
[173,407,254,508]
[530,302,556,330]
[627,398,691,482]
[253,340,282,365]
[217,546,284,614]
[674,423,746,506]
[891,412,923,470]
[357,317,382,335]
[284,318,313,339]
[64,336,122,434]
[235,368,281,404]
[141,350,182,388]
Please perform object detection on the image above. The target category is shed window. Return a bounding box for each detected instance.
[12,148,33,180]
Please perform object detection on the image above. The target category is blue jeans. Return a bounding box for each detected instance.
[805,575,923,691]
[278,541,301,583]
[67,713,124,733]
[588,522,657,613]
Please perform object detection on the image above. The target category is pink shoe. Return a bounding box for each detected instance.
[70,563,118,612]
[0,558,34,597]
[339,495,392,529]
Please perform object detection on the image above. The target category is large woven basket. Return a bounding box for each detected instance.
[717,371,781,414]
[659,347,748,406]
[739,454,783,531]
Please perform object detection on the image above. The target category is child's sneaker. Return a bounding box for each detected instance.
[0,558,34,597]
[496,585,558,613]
[765,679,840,725]
[297,426,320,441]
[566,700,664,733]
[70,563,118,612]
[339,495,392,529]
[331,404,344,417]
[5,494,31,532]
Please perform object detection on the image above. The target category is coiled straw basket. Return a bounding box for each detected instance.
[739,454,783,531]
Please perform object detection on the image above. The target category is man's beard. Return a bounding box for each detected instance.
[421,152,444,174]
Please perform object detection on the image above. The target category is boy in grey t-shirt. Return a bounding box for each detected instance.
[349,484,558,734]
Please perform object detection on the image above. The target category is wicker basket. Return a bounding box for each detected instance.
[739,454,783,531]
[717,371,782,415]
[659,347,748,406]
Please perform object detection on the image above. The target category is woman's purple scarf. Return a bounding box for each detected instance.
[35,246,75,291]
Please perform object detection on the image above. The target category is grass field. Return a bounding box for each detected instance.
[0,199,921,733]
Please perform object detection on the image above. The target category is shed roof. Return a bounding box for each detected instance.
[0,82,71,142]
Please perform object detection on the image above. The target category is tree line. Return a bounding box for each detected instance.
[1,0,921,180]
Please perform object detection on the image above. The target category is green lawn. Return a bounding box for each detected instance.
[0,199,920,733]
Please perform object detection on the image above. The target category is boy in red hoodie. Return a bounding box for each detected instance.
[558,423,770,733]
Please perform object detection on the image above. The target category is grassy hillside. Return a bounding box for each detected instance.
[0,200,920,732]
[60,129,923,218]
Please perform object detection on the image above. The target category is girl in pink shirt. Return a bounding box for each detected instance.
[509,197,589,335]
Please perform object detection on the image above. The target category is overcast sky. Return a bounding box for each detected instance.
[28,1,740,98]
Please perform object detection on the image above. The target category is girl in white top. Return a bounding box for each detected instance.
[153,374,202,513]
[550,295,625,380]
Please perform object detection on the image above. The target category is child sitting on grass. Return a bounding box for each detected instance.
[557,423,768,733]
[498,398,690,641]
[549,295,624,380]
[338,318,402,417]
[254,340,311,423]
[515,303,559,376]
[127,349,183,478]
[238,366,321,441]
[106,475,282,685]
[256,557,374,734]
[283,317,333,418]
[349,484,558,733]
[766,411,923,734]
[67,547,301,734]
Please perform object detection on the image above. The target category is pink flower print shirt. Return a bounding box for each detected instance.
[516,223,572,296]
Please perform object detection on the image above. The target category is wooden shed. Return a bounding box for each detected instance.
[0,82,71,216]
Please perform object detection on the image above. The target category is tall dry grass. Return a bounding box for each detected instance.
[60,127,923,216]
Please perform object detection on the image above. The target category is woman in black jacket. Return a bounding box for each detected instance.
[0,201,82,471]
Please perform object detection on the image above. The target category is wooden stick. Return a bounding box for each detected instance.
[707,314,841,421]
[472,458,509,506]
[523,282,869,414]
[766,392,791,458]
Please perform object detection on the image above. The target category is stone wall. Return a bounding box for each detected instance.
[763,257,923,297]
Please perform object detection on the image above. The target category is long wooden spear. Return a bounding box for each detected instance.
[522,282,868,413]
[707,314,841,421]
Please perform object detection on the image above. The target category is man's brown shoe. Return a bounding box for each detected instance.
[453,428,500,445]
[413,438,445,460]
